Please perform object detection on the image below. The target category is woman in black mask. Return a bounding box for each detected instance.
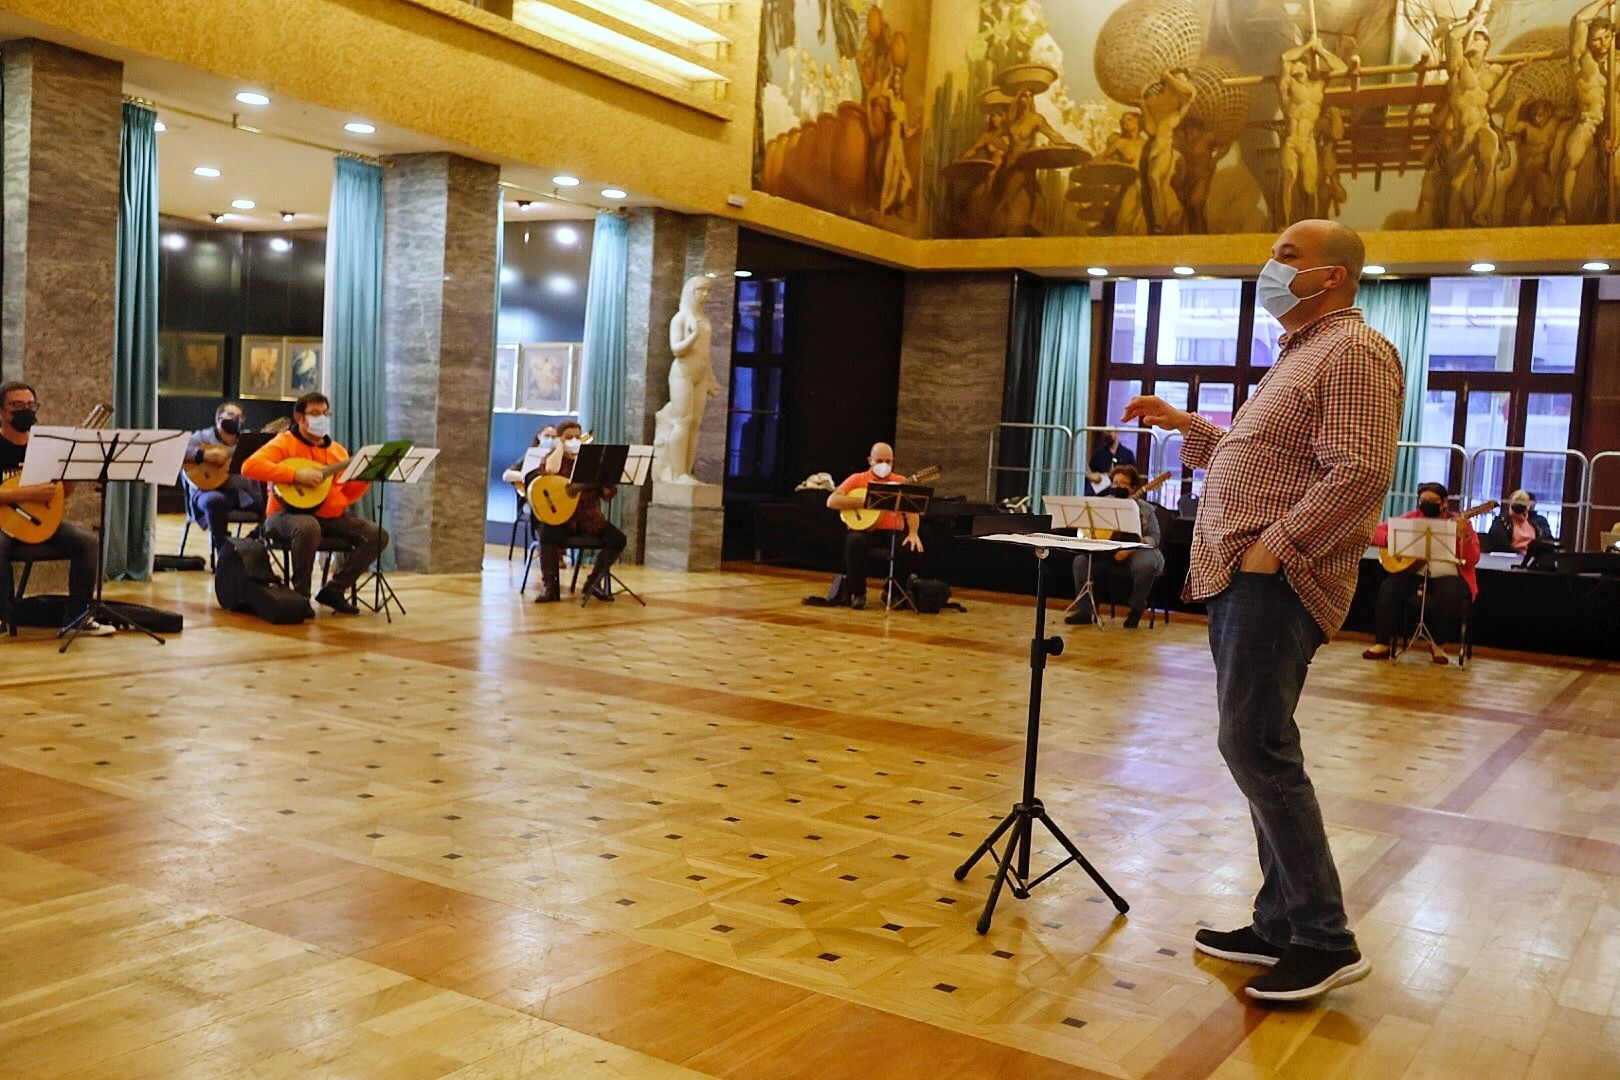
[1481,488,1553,554]
[1364,482,1480,664]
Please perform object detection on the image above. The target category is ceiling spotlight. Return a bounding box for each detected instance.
[1172,265,1195,276]
[162,233,187,251]
[1470,261,1496,273]
[552,175,580,187]
[280,211,295,222]
[546,274,576,294]
[154,120,167,132]
[235,91,270,106]
[210,213,228,223]
[269,237,292,253]
[231,199,256,210]
[554,226,580,246]
[600,188,628,200]
[1363,264,1387,275]
[344,121,376,135]
[734,269,753,278]
[1086,267,1108,277]
[1583,261,1610,272]
[193,166,221,178]
[516,200,532,211]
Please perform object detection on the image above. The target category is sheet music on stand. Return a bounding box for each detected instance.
[570,442,629,486]
[1043,495,1140,539]
[863,482,931,515]
[621,445,654,486]
[976,531,1143,553]
[21,426,189,486]
[339,440,414,484]
[1387,519,1460,567]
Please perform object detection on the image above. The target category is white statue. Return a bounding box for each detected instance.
[652,275,721,485]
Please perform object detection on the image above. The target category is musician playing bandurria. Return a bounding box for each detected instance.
[241,392,388,614]
[1066,464,1164,629]
[183,401,266,554]
[1363,482,1479,664]
[813,442,922,611]
[533,419,625,604]
[0,381,112,636]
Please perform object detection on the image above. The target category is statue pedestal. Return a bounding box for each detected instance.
[645,482,724,571]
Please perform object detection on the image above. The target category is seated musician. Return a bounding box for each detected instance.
[1065,464,1164,629]
[0,381,113,636]
[1085,430,1136,493]
[183,401,266,554]
[533,419,625,603]
[1363,482,1479,664]
[807,442,923,611]
[1480,488,1553,555]
[503,424,557,493]
[241,392,389,614]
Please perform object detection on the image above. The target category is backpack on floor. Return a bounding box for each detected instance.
[908,575,963,615]
[215,537,310,624]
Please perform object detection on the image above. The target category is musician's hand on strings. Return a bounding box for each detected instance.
[9,483,58,503]
[203,447,231,466]
[902,532,924,554]
[1120,394,1192,432]
[293,467,324,488]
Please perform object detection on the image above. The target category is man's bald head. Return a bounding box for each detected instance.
[1278,218,1364,285]
[1268,219,1365,329]
[869,442,895,465]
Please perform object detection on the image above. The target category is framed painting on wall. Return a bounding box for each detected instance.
[284,338,323,398]
[493,344,519,411]
[239,336,286,400]
[159,331,226,397]
[518,343,571,414]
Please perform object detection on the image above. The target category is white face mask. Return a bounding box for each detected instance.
[538,435,556,452]
[1256,259,1334,320]
[871,461,893,479]
[304,414,332,439]
[564,438,583,454]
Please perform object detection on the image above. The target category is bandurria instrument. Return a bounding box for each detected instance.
[183,444,232,491]
[273,458,352,510]
[1378,501,1497,574]
[840,465,942,531]
[0,403,114,543]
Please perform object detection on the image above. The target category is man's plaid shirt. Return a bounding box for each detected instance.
[1181,307,1405,636]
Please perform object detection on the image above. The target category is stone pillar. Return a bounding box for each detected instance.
[381,152,501,573]
[895,272,1014,501]
[621,210,736,570]
[1,39,122,586]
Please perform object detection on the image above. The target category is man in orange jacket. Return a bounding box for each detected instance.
[242,392,389,614]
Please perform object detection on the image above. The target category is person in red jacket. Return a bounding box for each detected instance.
[1363,482,1480,664]
[241,392,389,614]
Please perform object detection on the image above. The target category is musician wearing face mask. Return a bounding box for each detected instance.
[1363,482,1479,664]
[812,442,923,611]
[533,419,625,604]
[503,425,558,495]
[1480,488,1553,554]
[1066,464,1164,629]
[241,392,389,614]
[183,402,266,554]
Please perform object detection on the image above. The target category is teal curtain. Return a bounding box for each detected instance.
[106,102,159,580]
[579,212,627,524]
[1360,280,1431,516]
[1028,282,1091,513]
[323,157,385,530]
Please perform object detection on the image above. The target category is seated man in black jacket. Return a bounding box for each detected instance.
[1480,488,1553,555]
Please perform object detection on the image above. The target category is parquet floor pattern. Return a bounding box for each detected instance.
[1,520,1617,1078]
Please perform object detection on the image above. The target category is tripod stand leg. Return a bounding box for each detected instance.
[1036,810,1129,913]
[954,806,1019,881]
[974,814,1030,934]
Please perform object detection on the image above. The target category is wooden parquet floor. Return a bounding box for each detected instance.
[2,519,1618,1078]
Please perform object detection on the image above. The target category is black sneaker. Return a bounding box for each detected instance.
[802,595,839,607]
[849,593,867,610]
[1244,944,1370,1002]
[1122,609,1143,629]
[315,586,360,615]
[1194,926,1284,967]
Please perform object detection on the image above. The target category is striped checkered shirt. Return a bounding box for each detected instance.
[1182,307,1404,636]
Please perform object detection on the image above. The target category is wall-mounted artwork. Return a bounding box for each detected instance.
[285,338,322,397]
[754,0,931,233]
[899,0,1620,239]
[518,343,573,414]
[158,332,225,397]
[239,336,286,400]
[494,344,520,411]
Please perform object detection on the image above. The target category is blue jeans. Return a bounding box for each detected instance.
[1207,571,1354,952]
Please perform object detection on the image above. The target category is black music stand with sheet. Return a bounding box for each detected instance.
[862,482,930,612]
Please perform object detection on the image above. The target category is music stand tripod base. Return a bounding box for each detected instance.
[954,538,1129,933]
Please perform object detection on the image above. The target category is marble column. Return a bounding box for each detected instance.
[1,39,122,587]
[895,272,1015,501]
[620,209,736,569]
[381,152,501,573]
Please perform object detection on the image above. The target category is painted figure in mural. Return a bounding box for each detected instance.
[653,275,720,485]
[1140,68,1197,233]
[879,70,919,214]
[992,88,1070,235]
[1098,110,1149,235]
[1316,104,1348,218]
[1558,0,1616,223]
[1441,0,1524,228]
[1173,115,1228,234]
[1501,97,1567,226]
[857,3,892,106]
[1278,35,1346,227]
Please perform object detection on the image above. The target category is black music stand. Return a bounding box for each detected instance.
[570,444,642,608]
[862,482,930,612]
[954,529,1131,933]
[345,440,425,623]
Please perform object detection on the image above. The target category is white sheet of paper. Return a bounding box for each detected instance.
[394,448,439,484]
[1387,518,1460,564]
[21,427,189,486]
[1044,495,1140,534]
[977,532,1143,553]
[521,447,548,476]
[621,445,654,486]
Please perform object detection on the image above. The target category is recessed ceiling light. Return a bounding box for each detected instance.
[1363,264,1386,275]
[1583,261,1610,272]
[210,213,231,223]
[546,274,576,294]
[1172,265,1195,276]
[1470,261,1495,273]
[154,120,167,132]
[344,121,376,135]
[280,211,295,222]
[554,226,579,246]
[552,175,580,187]
[193,166,221,178]
[231,199,256,210]
[162,233,187,251]
[235,91,270,106]
[269,237,292,253]
[1086,267,1108,277]
[516,200,533,212]
[600,188,627,200]
[734,269,753,278]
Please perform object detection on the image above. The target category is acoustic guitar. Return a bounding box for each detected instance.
[840,465,942,531]
[183,444,232,491]
[0,403,114,544]
[1378,500,1497,574]
[1086,470,1172,539]
[273,458,353,511]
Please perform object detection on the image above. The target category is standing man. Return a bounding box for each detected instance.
[1123,219,1402,1001]
[242,392,388,614]
[183,401,265,555]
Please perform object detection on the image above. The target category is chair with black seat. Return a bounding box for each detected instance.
[180,506,265,568]
[265,530,359,595]
[519,531,643,606]
[1390,584,1472,668]
[8,555,71,637]
[508,488,530,560]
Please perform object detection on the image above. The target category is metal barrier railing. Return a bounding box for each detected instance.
[1464,445,1589,544]
[1581,450,1620,549]
[987,422,1075,506]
